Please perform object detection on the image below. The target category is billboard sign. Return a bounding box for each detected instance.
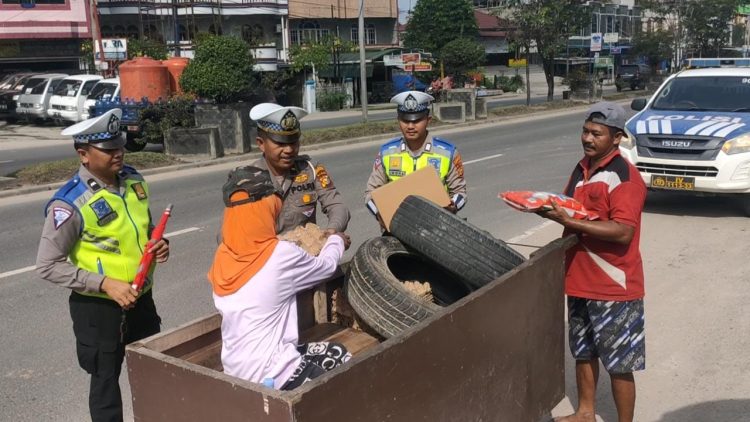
[590,33,602,52]
[404,62,432,72]
[95,38,128,61]
[401,53,421,65]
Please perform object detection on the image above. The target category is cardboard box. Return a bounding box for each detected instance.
[370,166,451,231]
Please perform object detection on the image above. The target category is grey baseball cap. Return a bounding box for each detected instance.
[585,101,626,131]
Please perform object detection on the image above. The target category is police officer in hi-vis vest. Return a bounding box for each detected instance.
[36,109,169,422]
[248,103,350,235]
[364,91,467,219]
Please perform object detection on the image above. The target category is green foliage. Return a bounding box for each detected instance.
[127,38,168,60]
[138,94,196,144]
[631,29,674,70]
[508,0,588,100]
[563,67,590,92]
[317,91,349,111]
[440,38,486,77]
[180,35,257,103]
[682,0,742,57]
[288,36,355,74]
[491,74,524,92]
[80,40,95,72]
[403,0,478,54]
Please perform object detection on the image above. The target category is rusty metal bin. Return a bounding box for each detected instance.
[126,236,575,422]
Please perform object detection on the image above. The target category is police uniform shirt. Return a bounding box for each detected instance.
[364,135,467,204]
[36,165,152,293]
[250,156,350,234]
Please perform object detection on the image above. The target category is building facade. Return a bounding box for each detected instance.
[0,0,92,74]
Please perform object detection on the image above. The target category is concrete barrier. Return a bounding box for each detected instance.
[433,102,465,123]
[194,103,254,154]
[445,89,476,120]
[475,98,488,119]
[165,126,224,159]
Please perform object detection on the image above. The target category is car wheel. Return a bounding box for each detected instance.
[125,132,147,152]
[345,236,471,339]
[389,195,526,291]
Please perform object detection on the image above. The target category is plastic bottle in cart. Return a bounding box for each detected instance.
[262,377,274,389]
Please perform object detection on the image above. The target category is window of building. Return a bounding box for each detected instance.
[100,25,113,37]
[351,24,376,45]
[290,22,329,45]
[242,24,264,45]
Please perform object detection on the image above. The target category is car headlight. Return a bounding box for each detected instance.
[620,127,636,149]
[34,103,42,109]
[65,106,76,111]
[722,133,750,155]
[12,94,19,101]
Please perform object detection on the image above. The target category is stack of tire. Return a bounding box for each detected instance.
[345,195,526,338]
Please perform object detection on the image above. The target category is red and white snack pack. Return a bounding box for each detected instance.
[499,191,599,220]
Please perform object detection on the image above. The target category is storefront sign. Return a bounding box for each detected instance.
[590,33,602,52]
[95,39,128,61]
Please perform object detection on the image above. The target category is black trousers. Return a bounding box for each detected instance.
[69,291,161,422]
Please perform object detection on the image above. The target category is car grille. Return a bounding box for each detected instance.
[635,134,724,161]
[19,102,33,108]
[636,163,719,177]
[51,104,66,110]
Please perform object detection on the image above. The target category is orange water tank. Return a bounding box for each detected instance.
[119,57,170,102]
[163,57,190,95]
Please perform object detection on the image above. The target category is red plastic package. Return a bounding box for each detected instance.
[498,191,598,220]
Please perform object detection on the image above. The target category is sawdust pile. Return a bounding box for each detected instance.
[402,280,433,303]
[278,223,327,256]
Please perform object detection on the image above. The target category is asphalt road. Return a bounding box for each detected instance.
[0,107,593,420]
[0,93,559,177]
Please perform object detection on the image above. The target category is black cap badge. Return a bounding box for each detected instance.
[107,113,120,135]
[280,110,299,132]
[403,94,419,112]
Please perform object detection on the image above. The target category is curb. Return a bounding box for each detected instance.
[0,95,641,200]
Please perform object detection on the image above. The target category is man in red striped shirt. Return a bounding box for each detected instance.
[541,102,647,422]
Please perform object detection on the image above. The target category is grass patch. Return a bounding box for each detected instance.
[12,152,182,186]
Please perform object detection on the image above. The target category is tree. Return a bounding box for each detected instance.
[509,0,588,101]
[127,38,168,60]
[288,36,355,82]
[403,0,478,54]
[180,35,256,103]
[440,38,486,80]
[682,0,742,57]
[631,29,674,72]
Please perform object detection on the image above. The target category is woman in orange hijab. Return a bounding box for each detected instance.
[208,166,351,390]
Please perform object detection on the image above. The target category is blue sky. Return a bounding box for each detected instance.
[398,0,413,23]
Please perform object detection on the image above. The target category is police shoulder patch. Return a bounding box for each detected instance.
[131,182,147,200]
[315,165,333,189]
[53,207,72,230]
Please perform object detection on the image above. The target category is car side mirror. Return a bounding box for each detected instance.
[631,98,647,111]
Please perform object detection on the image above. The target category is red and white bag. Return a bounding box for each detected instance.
[499,191,599,220]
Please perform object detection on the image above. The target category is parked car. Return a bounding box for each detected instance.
[47,74,103,123]
[80,77,120,120]
[0,73,38,122]
[619,66,750,214]
[617,64,651,90]
[16,73,68,122]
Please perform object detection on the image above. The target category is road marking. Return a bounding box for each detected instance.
[0,226,202,280]
[463,153,504,165]
[0,160,14,164]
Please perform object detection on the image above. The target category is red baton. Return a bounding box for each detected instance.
[131,204,173,292]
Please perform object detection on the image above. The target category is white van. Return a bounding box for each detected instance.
[48,74,103,123]
[80,77,120,120]
[16,73,68,122]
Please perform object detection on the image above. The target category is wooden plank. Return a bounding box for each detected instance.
[323,328,380,356]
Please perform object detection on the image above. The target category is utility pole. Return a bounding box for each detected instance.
[89,0,106,75]
[172,0,180,57]
[358,0,368,122]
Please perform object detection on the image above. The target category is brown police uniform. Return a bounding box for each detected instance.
[251,155,350,234]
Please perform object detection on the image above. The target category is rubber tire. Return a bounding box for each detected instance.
[389,195,526,291]
[125,132,147,152]
[345,236,471,339]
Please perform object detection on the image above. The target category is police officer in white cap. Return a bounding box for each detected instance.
[36,109,169,422]
[364,90,467,219]
[246,102,350,235]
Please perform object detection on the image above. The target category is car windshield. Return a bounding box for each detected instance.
[651,76,750,112]
[88,82,118,100]
[26,78,47,95]
[53,79,83,97]
[619,66,639,75]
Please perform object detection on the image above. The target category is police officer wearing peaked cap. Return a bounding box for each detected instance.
[364,90,467,218]
[246,102,350,235]
[36,108,169,422]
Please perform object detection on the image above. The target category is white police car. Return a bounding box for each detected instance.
[619,65,750,212]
